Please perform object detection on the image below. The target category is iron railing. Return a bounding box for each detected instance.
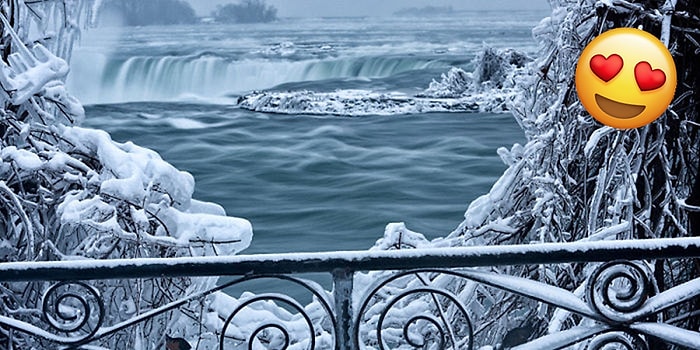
[1,237,700,349]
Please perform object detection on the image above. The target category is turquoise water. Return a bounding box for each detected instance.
[83,104,524,253]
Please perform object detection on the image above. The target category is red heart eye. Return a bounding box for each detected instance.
[634,61,666,91]
[590,54,623,82]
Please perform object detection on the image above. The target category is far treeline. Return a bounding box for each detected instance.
[393,6,455,17]
[213,0,278,23]
[99,0,278,26]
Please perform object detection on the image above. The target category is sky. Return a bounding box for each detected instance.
[186,0,550,18]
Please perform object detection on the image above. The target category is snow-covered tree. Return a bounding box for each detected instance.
[99,0,198,26]
[213,0,278,24]
[440,0,700,345]
[0,1,251,348]
[355,0,699,348]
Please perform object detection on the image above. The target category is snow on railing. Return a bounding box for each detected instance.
[1,237,700,349]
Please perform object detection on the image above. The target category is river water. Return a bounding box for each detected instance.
[71,12,545,254]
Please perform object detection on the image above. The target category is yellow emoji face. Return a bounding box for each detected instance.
[575,28,676,129]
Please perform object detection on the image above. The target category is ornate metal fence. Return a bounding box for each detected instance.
[1,237,700,349]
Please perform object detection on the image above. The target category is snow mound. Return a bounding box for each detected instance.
[54,126,252,257]
[236,89,499,116]
[420,48,531,98]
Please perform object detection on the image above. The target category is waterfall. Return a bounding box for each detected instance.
[68,53,445,104]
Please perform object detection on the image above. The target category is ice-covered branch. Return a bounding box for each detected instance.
[405,0,700,344]
[0,1,254,348]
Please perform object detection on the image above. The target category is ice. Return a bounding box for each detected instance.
[421,67,472,98]
[583,126,613,158]
[237,47,530,117]
[659,0,678,46]
[461,161,523,229]
[0,25,69,105]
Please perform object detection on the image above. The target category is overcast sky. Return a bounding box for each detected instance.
[186,0,550,17]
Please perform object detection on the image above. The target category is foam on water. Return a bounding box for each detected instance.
[167,118,210,130]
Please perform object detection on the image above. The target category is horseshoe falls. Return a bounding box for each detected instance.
[72,53,448,103]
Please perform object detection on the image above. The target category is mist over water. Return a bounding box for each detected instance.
[69,13,543,104]
[75,12,541,253]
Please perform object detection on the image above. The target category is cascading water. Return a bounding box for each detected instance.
[68,52,447,104]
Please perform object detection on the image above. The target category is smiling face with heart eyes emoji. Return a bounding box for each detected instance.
[575,28,677,129]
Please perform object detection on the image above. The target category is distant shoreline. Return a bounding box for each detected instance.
[93,9,553,28]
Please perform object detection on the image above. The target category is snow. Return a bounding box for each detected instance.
[511,325,608,350]
[1,237,698,278]
[370,223,433,251]
[454,269,597,320]
[0,146,44,170]
[0,315,78,344]
[165,208,252,255]
[632,277,700,320]
[630,322,700,349]
[11,47,68,104]
[48,125,253,256]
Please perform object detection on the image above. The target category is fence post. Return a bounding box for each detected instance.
[332,268,355,350]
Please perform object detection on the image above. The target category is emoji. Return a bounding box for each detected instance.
[575,28,676,129]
